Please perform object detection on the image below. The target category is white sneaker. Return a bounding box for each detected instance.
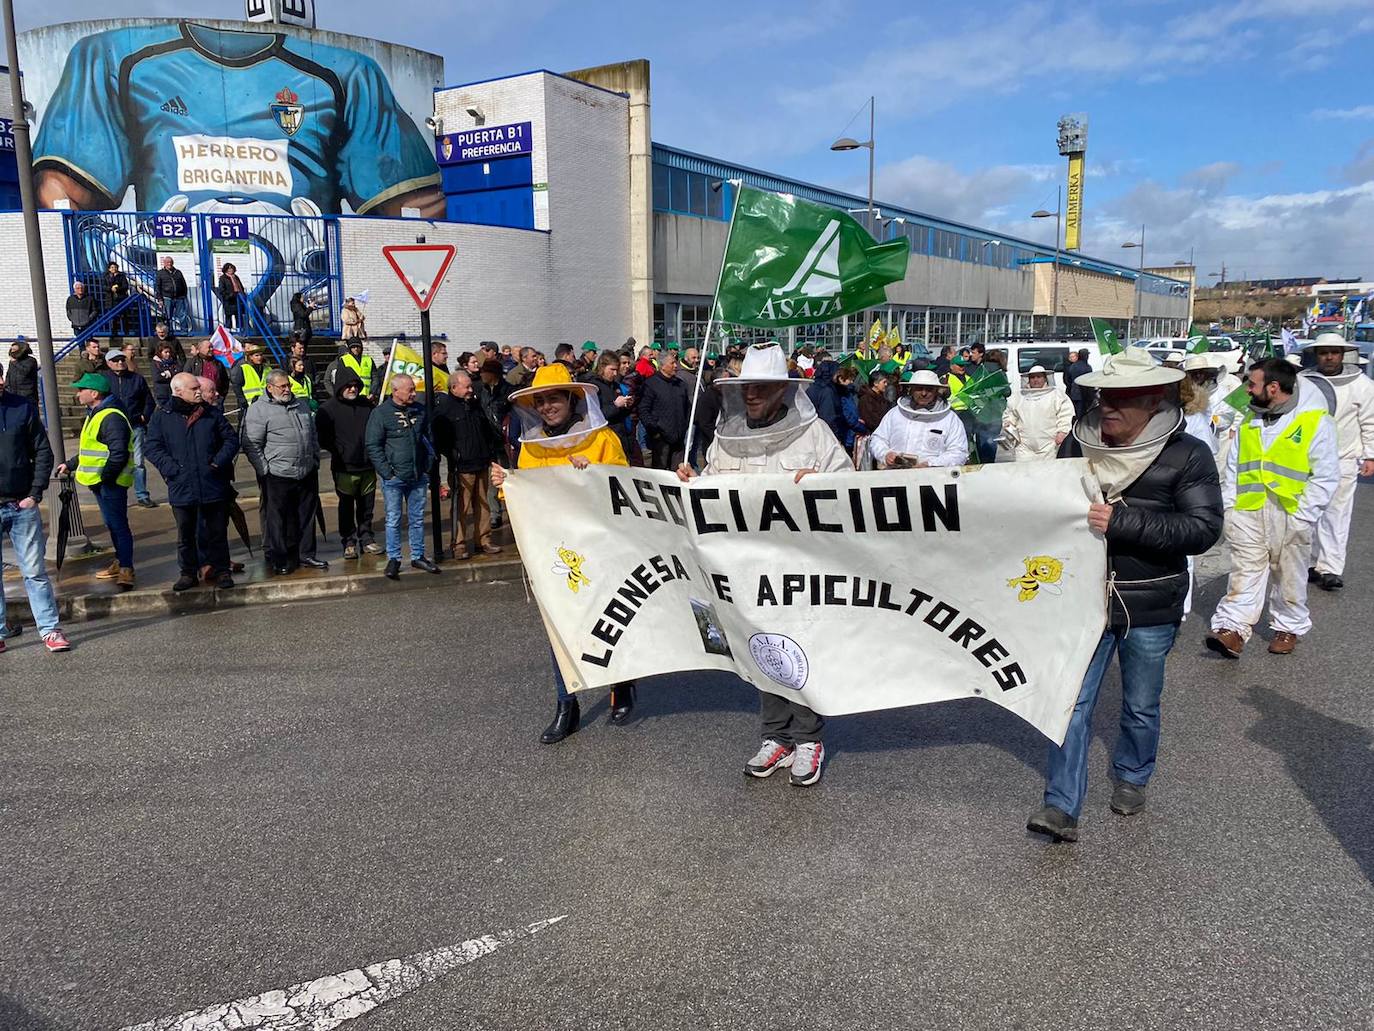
[789,741,825,786]
[745,738,794,778]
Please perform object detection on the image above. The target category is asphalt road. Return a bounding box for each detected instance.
[2,498,1372,1031]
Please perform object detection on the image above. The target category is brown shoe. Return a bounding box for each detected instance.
[115,567,136,591]
[1205,628,1244,659]
[94,559,121,580]
[1268,631,1298,655]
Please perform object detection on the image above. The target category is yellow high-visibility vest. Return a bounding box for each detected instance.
[289,375,312,400]
[342,354,374,397]
[76,406,134,488]
[947,373,968,411]
[1235,409,1325,514]
[240,361,270,403]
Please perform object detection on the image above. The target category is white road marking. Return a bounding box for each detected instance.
[115,916,567,1031]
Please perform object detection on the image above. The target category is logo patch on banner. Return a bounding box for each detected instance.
[749,633,809,691]
[1007,556,1065,602]
[553,546,591,594]
[270,86,305,137]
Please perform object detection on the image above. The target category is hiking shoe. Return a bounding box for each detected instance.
[115,567,136,591]
[1318,573,1343,592]
[745,738,794,779]
[42,631,71,653]
[136,497,159,509]
[94,559,120,580]
[1268,631,1298,655]
[1026,805,1079,843]
[1205,628,1243,659]
[789,741,826,787]
[172,574,197,592]
[1110,782,1147,816]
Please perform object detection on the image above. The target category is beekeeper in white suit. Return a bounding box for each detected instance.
[1206,357,1339,660]
[1299,333,1374,591]
[867,369,969,469]
[1001,364,1073,461]
[677,343,850,787]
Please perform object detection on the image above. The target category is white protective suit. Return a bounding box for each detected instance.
[867,396,969,468]
[703,384,851,475]
[1002,374,1074,461]
[1300,364,1374,576]
[1210,391,1340,642]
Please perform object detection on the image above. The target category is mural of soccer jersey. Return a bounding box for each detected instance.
[23,19,444,218]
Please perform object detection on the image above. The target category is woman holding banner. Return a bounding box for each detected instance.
[490,363,637,743]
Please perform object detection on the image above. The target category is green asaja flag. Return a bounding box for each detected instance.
[1089,318,1124,356]
[1222,383,1251,414]
[1187,334,1210,354]
[715,186,909,328]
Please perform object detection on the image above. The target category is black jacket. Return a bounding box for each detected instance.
[478,378,513,433]
[105,369,155,428]
[638,371,690,444]
[594,376,632,435]
[290,296,313,337]
[316,372,374,474]
[155,266,188,300]
[365,397,434,482]
[67,292,96,331]
[1065,359,1092,402]
[103,271,130,310]
[145,398,240,506]
[6,342,40,407]
[151,355,180,404]
[1059,425,1223,627]
[218,273,245,306]
[0,392,53,503]
[433,392,501,473]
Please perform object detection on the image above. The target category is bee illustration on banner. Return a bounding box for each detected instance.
[553,545,590,594]
[1007,555,1065,602]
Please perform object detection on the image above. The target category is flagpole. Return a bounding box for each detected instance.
[684,180,742,464]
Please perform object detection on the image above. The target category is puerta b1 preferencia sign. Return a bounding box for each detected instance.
[436,122,533,165]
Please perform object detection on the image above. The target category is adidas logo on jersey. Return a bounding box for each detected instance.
[160,96,188,116]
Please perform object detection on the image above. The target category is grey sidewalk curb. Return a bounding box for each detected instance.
[6,558,525,627]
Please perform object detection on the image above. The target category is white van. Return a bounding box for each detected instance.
[988,342,1105,396]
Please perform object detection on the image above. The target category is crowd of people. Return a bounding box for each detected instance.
[1,325,1370,845]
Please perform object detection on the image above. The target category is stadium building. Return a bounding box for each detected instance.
[0,17,1191,362]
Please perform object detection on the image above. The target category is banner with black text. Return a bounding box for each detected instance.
[504,462,1108,744]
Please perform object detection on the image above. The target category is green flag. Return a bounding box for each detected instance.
[1089,318,1124,355]
[715,186,910,328]
[1222,383,1250,414]
[1187,334,1210,354]
[957,367,1011,423]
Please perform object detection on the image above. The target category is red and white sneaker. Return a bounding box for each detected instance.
[43,630,71,653]
[789,741,826,787]
[745,738,794,779]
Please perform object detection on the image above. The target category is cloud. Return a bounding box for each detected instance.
[872,154,1056,226]
[1339,140,1374,185]
[1314,105,1374,120]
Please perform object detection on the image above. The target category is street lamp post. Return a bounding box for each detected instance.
[831,96,876,229]
[1031,185,1062,337]
[1121,223,1146,342]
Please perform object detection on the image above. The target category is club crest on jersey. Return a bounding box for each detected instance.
[270,86,304,137]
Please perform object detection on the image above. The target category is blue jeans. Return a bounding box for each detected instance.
[381,477,427,561]
[163,296,189,334]
[92,484,135,568]
[0,502,61,636]
[131,426,150,502]
[1044,623,1179,819]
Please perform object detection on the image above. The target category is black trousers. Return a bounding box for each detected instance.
[261,473,319,569]
[759,691,823,745]
[172,501,230,576]
[337,488,376,546]
[647,433,685,470]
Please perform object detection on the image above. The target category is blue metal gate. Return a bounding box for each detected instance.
[62,208,344,361]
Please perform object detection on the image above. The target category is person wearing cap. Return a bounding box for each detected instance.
[317,368,382,560]
[0,358,70,654]
[867,369,969,469]
[60,372,137,590]
[676,343,851,786]
[1298,333,1374,591]
[945,354,971,436]
[366,373,439,580]
[326,339,381,400]
[103,348,158,508]
[5,336,39,408]
[489,363,635,743]
[1001,365,1073,462]
[230,345,272,415]
[1027,348,1222,843]
[1206,358,1339,660]
[1160,351,1185,370]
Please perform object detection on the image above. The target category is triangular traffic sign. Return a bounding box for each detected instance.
[382,244,456,311]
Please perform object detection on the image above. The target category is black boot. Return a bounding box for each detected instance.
[608,683,636,725]
[541,697,580,744]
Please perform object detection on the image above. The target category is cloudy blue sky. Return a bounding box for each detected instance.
[20,0,1374,279]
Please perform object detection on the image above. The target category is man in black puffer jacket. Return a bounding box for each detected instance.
[5,337,40,408]
[1027,349,1223,844]
[317,369,380,560]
